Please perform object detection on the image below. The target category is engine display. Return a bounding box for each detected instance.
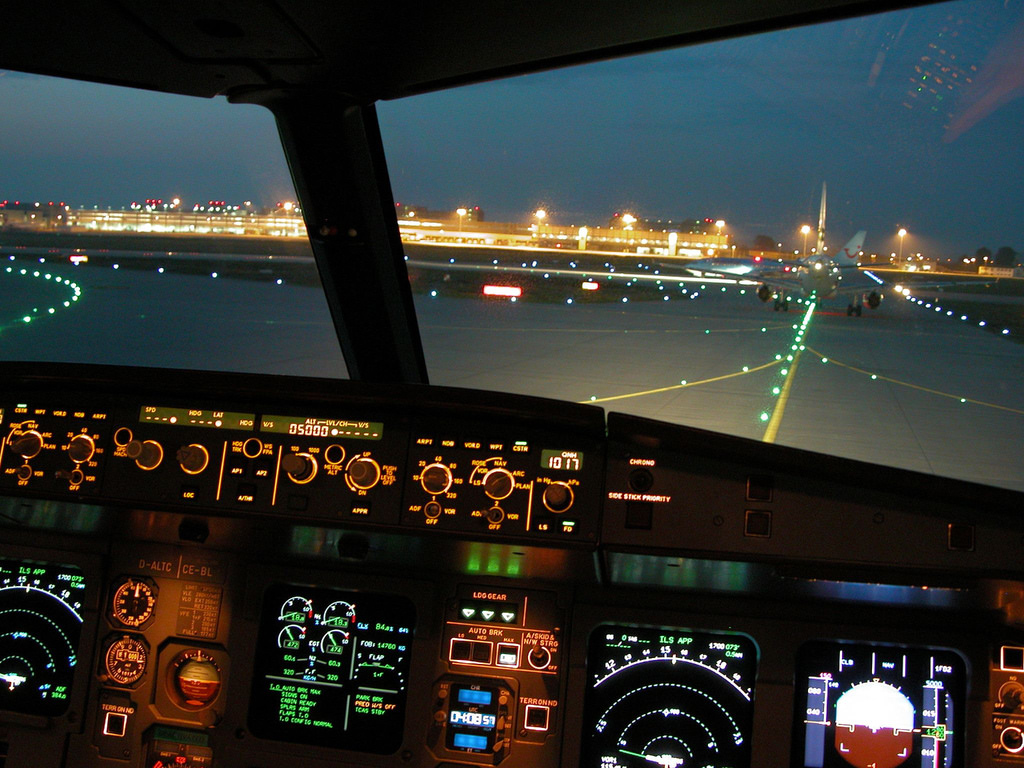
[582,625,758,768]
[793,641,966,768]
[247,584,415,753]
[0,558,86,717]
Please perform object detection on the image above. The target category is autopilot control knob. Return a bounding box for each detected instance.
[176,444,210,475]
[282,452,317,484]
[347,456,381,490]
[125,439,164,470]
[483,468,515,500]
[9,430,44,459]
[420,463,453,495]
[542,481,574,513]
[67,433,95,463]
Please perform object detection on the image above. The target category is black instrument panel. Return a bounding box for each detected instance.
[1,363,1023,767]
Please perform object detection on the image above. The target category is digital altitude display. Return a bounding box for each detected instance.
[260,416,383,440]
[540,449,583,471]
[583,625,758,768]
[247,584,415,753]
[0,559,86,717]
[793,641,966,768]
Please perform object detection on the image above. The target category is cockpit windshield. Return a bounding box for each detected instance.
[2,0,1023,490]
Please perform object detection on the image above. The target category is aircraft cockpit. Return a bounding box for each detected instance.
[1,1,1023,766]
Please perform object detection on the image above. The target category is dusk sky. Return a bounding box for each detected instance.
[2,0,1022,257]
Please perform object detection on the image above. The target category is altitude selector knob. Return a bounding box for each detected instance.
[282,452,317,484]
[542,481,574,513]
[483,468,515,500]
[126,439,164,470]
[420,463,453,495]
[347,457,381,490]
[9,430,44,459]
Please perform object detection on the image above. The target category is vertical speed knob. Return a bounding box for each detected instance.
[347,456,381,490]
[126,439,164,470]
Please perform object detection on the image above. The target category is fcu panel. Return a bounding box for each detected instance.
[0,366,605,545]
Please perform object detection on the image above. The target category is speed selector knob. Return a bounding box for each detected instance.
[483,468,515,500]
[542,482,574,513]
[420,463,453,495]
[126,439,164,470]
[176,444,210,475]
[9,430,44,459]
[282,452,317,484]
[67,434,95,463]
[347,457,381,490]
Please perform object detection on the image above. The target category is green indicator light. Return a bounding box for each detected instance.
[759,412,770,422]
[772,387,781,395]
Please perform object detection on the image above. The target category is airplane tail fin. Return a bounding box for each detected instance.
[833,230,866,267]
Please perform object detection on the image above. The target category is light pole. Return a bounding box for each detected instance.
[898,227,907,267]
[800,224,811,256]
[534,208,547,223]
[621,213,636,230]
[457,207,467,232]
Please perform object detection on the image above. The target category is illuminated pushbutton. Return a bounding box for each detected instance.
[347,456,381,490]
[324,444,346,466]
[176,444,210,475]
[67,433,96,463]
[242,438,264,459]
[542,481,574,513]
[483,467,515,500]
[9,430,44,459]
[113,427,133,447]
[282,452,317,484]
[420,463,453,495]
[126,439,163,470]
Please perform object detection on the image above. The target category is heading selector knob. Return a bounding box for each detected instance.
[177,444,210,475]
[282,452,317,484]
[420,463,453,495]
[9,430,44,459]
[542,481,574,513]
[483,468,515,500]
[67,433,95,463]
[347,456,381,490]
[126,439,164,470]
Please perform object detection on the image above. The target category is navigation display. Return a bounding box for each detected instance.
[793,641,966,768]
[583,625,758,768]
[0,559,86,717]
[247,584,415,753]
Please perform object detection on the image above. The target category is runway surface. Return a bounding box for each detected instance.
[4,252,1023,492]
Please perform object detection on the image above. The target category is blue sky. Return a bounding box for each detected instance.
[2,0,1022,257]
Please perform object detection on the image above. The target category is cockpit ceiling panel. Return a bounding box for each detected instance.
[1,0,932,99]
